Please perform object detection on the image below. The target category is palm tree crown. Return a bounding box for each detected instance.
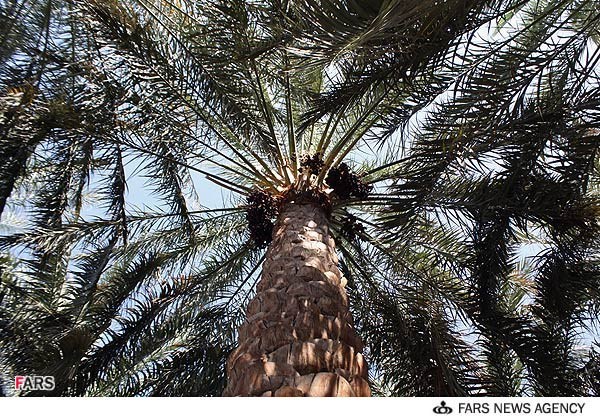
[0,0,599,396]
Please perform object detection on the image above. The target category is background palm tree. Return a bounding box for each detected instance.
[0,0,599,396]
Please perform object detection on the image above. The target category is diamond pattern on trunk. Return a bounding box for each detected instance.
[224,203,370,396]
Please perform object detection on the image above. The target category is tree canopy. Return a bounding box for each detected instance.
[0,0,599,396]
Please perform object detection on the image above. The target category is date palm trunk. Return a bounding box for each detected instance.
[224,202,370,396]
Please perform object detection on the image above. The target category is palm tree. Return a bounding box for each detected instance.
[0,0,599,396]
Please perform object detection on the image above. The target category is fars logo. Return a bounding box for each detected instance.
[14,376,55,391]
[433,401,453,414]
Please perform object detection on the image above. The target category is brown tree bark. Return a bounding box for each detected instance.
[223,202,370,397]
